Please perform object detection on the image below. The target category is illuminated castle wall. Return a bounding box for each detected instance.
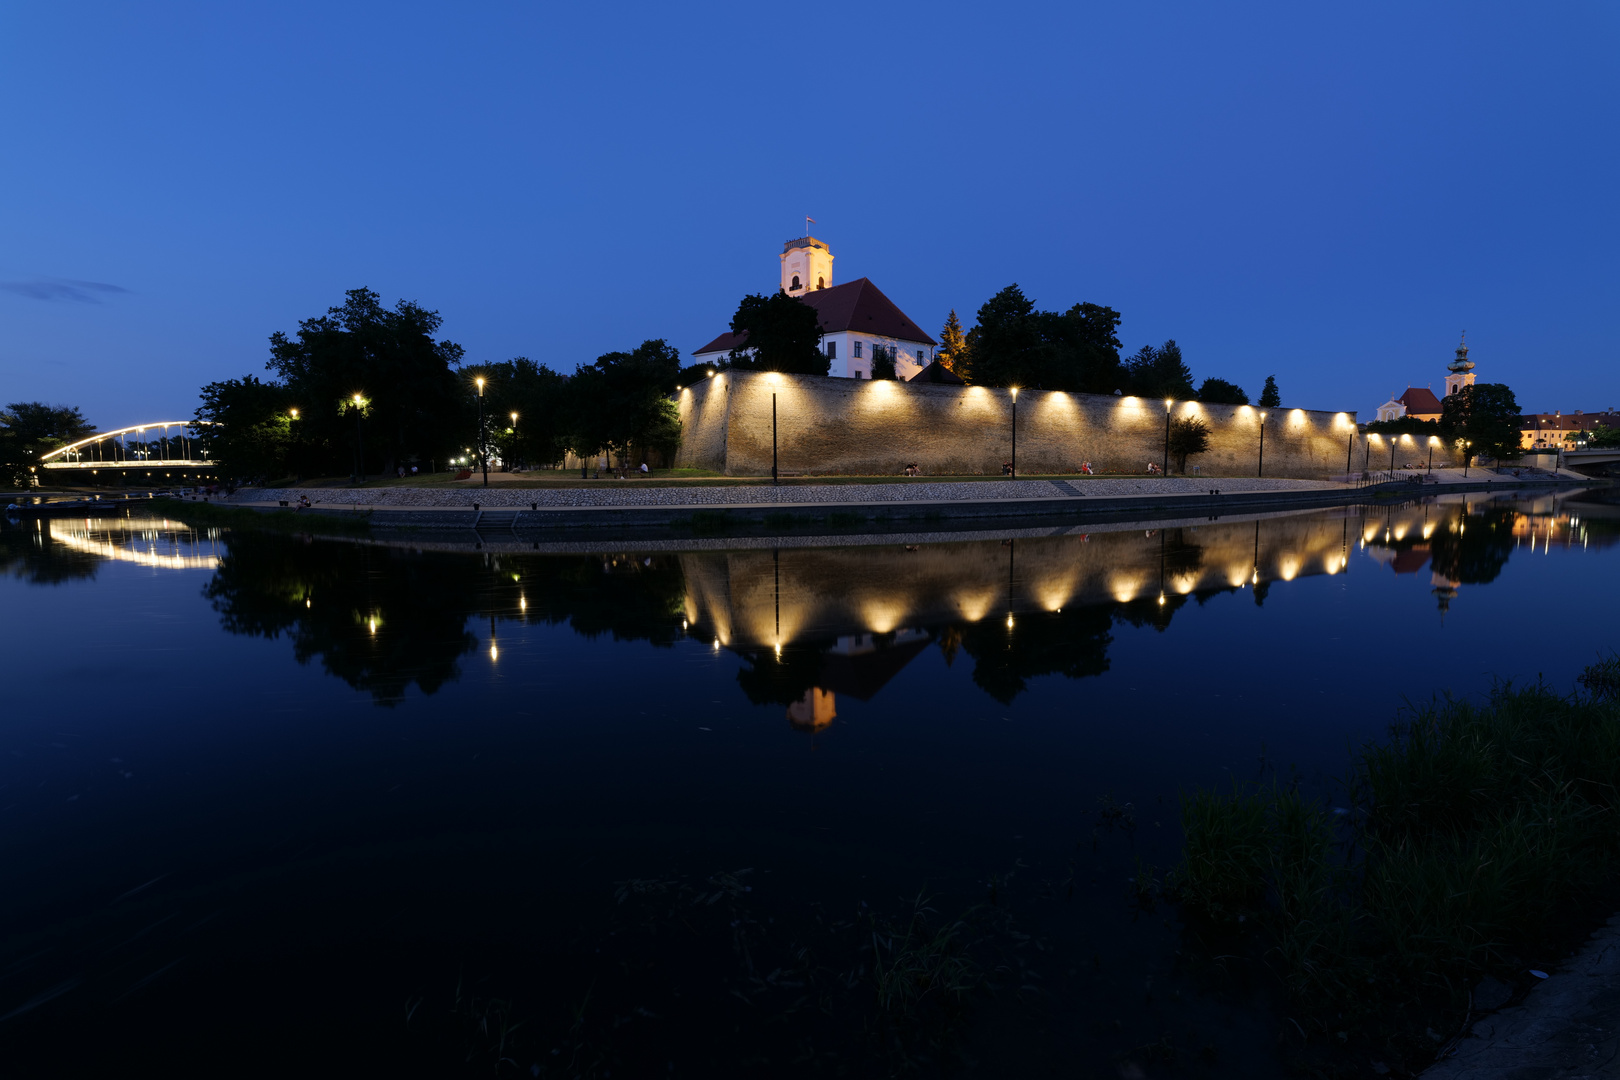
[675,370,1425,478]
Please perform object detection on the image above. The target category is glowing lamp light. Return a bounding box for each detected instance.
[489,642,498,661]
[1005,613,1015,629]
[289,408,299,418]
[1157,593,1166,606]
[1010,387,1019,401]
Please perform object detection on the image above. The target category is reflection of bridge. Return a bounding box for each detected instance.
[46,518,222,570]
[39,421,217,471]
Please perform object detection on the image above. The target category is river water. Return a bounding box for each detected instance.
[3,488,1617,1077]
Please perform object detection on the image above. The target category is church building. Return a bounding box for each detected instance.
[1374,334,1476,422]
[694,236,937,380]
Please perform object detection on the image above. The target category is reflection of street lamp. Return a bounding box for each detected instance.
[475,377,488,487]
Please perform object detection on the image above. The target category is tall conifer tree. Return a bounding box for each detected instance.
[939,309,971,380]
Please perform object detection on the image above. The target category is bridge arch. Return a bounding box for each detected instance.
[39,421,219,474]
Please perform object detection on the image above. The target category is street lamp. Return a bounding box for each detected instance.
[1009,387,1019,478]
[1163,399,1173,476]
[350,393,366,482]
[510,412,519,473]
[1389,435,1397,476]
[1257,411,1267,477]
[475,377,488,487]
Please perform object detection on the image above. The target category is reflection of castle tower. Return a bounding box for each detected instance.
[1443,332,1476,399]
[787,688,837,731]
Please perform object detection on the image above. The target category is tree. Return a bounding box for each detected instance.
[1167,416,1212,473]
[0,402,96,487]
[566,339,684,469]
[725,291,828,375]
[266,288,466,477]
[1124,340,1194,400]
[466,357,572,470]
[870,344,898,380]
[1258,375,1281,408]
[1196,377,1249,406]
[1589,424,1620,449]
[938,309,972,380]
[1440,383,1522,467]
[194,376,294,481]
[1366,416,1440,437]
[966,285,1123,392]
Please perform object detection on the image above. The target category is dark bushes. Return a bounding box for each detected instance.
[1175,665,1620,1016]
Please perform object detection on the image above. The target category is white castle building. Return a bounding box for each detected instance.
[694,236,937,380]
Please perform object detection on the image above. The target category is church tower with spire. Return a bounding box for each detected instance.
[1443,332,1476,398]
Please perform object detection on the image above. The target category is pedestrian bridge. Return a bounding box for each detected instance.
[39,421,217,471]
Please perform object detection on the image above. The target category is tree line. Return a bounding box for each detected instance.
[193,288,682,482]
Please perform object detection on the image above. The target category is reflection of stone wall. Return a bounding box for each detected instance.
[680,511,1366,649]
[675,371,1404,478]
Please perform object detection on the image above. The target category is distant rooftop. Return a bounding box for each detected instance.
[782,236,829,253]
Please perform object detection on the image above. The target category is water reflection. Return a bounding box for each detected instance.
[7,490,1615,710]
[0,516,219,584]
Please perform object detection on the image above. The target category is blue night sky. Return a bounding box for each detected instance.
[2,2,1616,428]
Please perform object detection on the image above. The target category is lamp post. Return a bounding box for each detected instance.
[1257,411,1267,477]
[1010,387,1019,478]
[1346,431,1354,482]
[350,393,365,482]
[510,412,519,473]
[772,391,779,486]
[1389,436,1397,477]
[1462,440,1471,478]
[1163,399,1172,476]
[475,377,488,487]
[1427,439,1435,474]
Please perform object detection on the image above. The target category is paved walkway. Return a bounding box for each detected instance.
[1422,914,1620,1079]
[230,476,1345,510]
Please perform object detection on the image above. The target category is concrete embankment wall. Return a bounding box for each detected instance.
[675,371,1442,479]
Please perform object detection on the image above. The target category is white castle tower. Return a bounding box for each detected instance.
[1443,332,1476,397]
[780,236,833,297]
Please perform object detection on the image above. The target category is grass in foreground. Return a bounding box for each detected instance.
[1173,659,1620,1063]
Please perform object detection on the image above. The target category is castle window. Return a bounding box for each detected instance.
[825,341,837,359]
[817,276,824,289]
[853,341,862,359]
[790,275,801,291]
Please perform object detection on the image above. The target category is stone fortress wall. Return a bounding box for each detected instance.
[674,371,1460,478]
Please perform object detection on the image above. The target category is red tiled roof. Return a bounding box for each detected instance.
[694,278,936,356]
[1398,387,1443,416]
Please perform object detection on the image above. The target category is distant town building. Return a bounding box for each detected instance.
[694,236,937,380]
[1519,410,1620,449]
